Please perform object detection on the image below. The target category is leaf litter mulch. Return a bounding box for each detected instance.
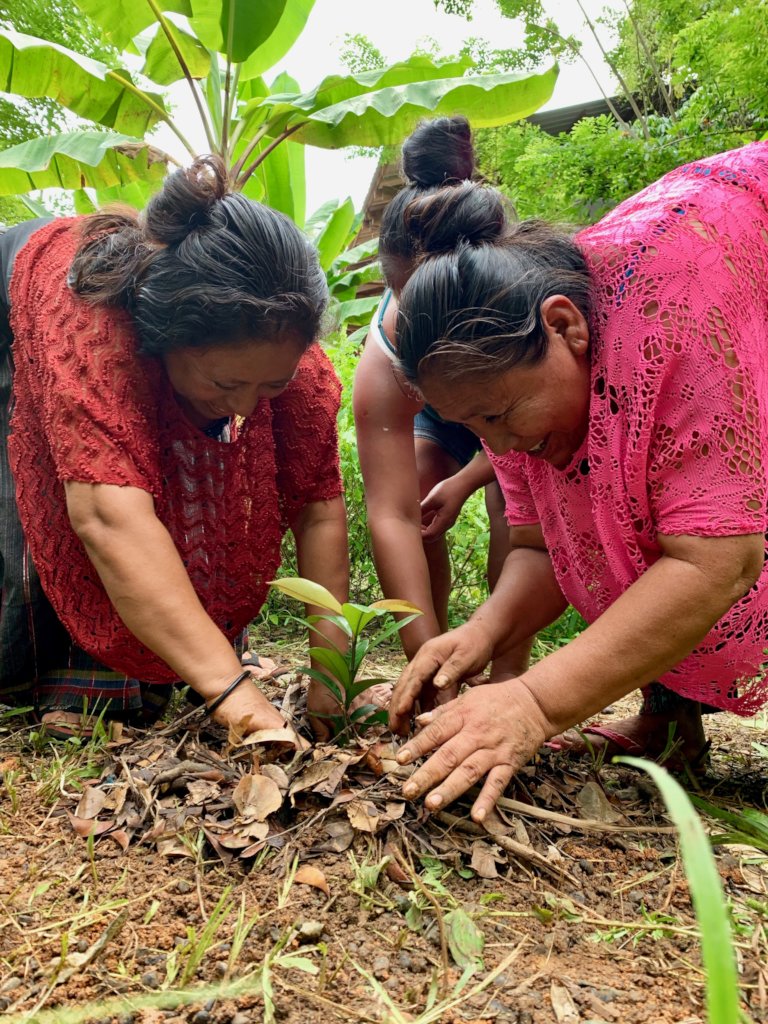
[1,660,767,1024]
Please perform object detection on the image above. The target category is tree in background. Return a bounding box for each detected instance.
[443,0,768,224]
[0,0,557,229]
[0,0,116,223]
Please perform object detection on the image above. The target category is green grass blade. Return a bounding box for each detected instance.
[618,757,744,1024]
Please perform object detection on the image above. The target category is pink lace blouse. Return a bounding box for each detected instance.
[489,141,768,714]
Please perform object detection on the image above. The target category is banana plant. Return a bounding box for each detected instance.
[0,0,558,226]
[305,198,383,328]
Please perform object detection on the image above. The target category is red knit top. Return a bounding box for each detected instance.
[8,219,343,682]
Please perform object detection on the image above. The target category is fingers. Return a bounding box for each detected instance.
[472,765,515,822]
[403,739,501,812]
[389,673,427,735]
[397,702,463,767]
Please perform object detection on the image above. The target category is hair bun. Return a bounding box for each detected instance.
[144,155,231,246]
[404,182,506,256]
[401,116,475,188]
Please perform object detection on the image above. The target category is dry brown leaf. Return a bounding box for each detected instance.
[550,980,579,1023]
[383,801,405,822]
[288,759,338,798]
[186,779,222,805]
[313,819,355,853]
[75,787,108,820]
[576,781,624,824]
[312,758,352,798]
[295,864,330,896]
[157,836,193,858]
[101,783,129,815]
[232,772,283,821]
[106,829,130,852]
[67,813,114,838]
[239,727,301,750]
[260,764,290,794]
[346,799,380,833]
[470,840,500,879]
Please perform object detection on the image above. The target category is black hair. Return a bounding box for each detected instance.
[379,116,478,289]
[68,155,328,356]
[395,185,592,385]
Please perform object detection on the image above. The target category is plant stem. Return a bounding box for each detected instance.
[236,123,304,189]
[106,71,197,158]
[143,0,216,153]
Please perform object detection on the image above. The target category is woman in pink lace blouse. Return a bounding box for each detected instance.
[388,141,768,821]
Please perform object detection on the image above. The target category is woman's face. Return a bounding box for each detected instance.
[418,299,591,470]
[163,335,306,424]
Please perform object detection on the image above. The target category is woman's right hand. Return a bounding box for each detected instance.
[389,620,495,734]
[420,477,466,541]
[208,673,292,736]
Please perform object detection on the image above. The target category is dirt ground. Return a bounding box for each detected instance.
[1,652,767,1024]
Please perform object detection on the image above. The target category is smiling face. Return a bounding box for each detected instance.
[417,297,592,470]
[162,334,307,426]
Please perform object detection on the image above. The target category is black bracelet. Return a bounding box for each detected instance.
[204,670,252,718]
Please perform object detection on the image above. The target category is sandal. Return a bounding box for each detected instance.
[38,711,109,742]
[546,722,712,775]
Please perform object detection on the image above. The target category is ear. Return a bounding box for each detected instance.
[540,295,589,357]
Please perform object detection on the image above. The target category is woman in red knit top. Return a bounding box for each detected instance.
[0,156,347,738]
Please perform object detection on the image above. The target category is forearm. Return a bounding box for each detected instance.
[521,544,760,736]
[448,450,497,503]
[68,487,243,699]
[368,513,443,656]
[470,545,568,659]
[293,497,349,654]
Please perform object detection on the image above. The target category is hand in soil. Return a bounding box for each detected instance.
[209,676,289,735]
[389,620,495,734]
[396,677,553,821]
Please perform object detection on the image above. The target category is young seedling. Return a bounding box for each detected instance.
[269,577,422,743]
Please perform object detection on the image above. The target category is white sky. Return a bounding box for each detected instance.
[277,0,619,212]
[154,0,619,215]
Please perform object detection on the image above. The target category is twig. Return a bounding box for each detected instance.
[436,811,580,886]
[494,794,678,834]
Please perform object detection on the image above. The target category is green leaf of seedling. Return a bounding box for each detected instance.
[444,908,484,971]
[309,646,351,687]
[710,830,768,852]
[341,602,378,634]
[352,708,389,730]
[367,613,422,650]
[306,613,353,639]
[300,667,344,705]
[269,577,343,614]
[348,703,381,724]
[369,598,424,615]
[352,636,370,675]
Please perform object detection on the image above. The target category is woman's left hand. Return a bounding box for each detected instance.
[396,677,555,821]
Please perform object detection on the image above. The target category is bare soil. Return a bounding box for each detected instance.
[1,652,767,1024]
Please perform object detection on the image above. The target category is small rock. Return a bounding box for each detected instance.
[0,977,22,994]
[578,858,594,875]
[629,889,644,904]
[118,1014,135,1024]
[191,1011,210,1024]
[175,879,193,895]
[492,972,511,988]
[141,971,161,990]
[17,914,34,928]
[213,961,228,978]
[0,998,10,1013]
[297,920,324,942]
[372,955,390,979]
[230,1013,250,1024]
[76,938,89,953]
[398,952,412,970]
